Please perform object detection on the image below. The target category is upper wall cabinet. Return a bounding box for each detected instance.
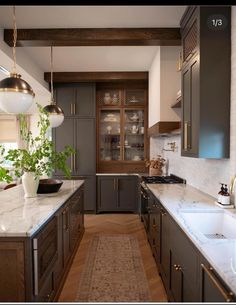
[96,83,148,173]
[180,6,231,158]
[54,83,96,117]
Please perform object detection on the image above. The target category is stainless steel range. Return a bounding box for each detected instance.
[140,174,186,231]
[141,174,186,185]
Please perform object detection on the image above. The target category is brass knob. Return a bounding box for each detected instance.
[152,224,157,228]
[174,264,182,271]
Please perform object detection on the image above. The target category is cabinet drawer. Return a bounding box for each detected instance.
[32,217,58,294]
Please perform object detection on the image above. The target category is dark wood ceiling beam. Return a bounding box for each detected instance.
[4,28,181,47]
[44,72,148,83]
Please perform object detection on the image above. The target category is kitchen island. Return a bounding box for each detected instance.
[147,183,236,302]
[0,180,84,302]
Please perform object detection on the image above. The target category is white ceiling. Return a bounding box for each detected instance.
[0,6,186,76]
[23,46,160,72]
[0,6,186,28]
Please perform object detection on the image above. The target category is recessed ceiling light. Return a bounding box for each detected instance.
[0,65,10,76]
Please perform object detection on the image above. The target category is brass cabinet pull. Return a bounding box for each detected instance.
[174,264,182,271]
[152,224,157,228]
[113,178,116,191]
[160,208,166,216]
[185,50,196,63]
[201,264,234,302]
[74,103,76,115]
[117,179,119,190]
[73,154,76,172]
[46,289,55,301]
[70,103,73,115]
[184,121,188,151]
[33,238,38,295]
[70,154,73,171]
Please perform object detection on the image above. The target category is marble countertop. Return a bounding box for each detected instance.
[0,180,84,237]
[147,183,236,296]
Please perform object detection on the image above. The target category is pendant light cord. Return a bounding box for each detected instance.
[50,46,54,104]
[12,6,17,74]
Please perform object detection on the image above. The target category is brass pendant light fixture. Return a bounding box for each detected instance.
[0,6,35,114]
[43,46,64,128]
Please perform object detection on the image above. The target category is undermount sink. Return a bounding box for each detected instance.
[179,209,236,240]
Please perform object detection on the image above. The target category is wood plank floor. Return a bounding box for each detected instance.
[59,214,167,302]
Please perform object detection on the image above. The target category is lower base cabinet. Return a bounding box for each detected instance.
[54,175,96,213]
[97,175,138,212]
[200,256,235,302]
[144,195,236,302]
[0,186,84,302]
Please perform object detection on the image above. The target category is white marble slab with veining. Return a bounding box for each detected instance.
[147,183,236,296]
[0,180,84,237]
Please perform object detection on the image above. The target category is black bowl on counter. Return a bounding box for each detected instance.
[37,179,63,194]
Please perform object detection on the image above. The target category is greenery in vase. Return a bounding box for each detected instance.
[0,166,12,183]
[1,103,75,179]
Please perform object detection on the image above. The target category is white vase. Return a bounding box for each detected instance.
[22,172,39,198]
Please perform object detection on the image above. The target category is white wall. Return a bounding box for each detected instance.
[150,7,236,200]
[148,46,181,127]
[160,46,181,121]
[149,47,160,127]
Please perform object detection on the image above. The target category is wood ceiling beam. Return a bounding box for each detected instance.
[4,28,181,47]
[44,72,148,83]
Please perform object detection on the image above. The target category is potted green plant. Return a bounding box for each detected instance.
[1,103,75,198]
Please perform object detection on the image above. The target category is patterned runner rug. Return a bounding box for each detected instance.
[75,234,151,302]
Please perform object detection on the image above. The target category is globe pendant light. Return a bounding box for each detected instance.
[43,46,64,128]
[0,6,35,114]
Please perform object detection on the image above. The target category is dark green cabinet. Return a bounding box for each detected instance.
[145,198,236,303]
[200,256,234,302]
[75,119,96,175]
[55,83,95,118]
[97,175,138,212]
[53,83,96,212]
[159,206,171,294]
[69,188,84,252]
[77,176,96,212]
[117,176,138,211]
[53,118,96,176]
[147,194,161,268]
[181,6,231,158]
[182,55,199,156]
[169,214,199,302]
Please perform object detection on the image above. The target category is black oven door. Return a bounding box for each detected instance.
[141,184,150,233]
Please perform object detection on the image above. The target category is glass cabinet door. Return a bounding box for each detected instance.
[124,109,145,161]
[99,110,121,161]
[98,89,121,106]
[124,89,146,106]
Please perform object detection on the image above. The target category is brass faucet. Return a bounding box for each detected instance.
[229,175,236,195]
[163,142,177,152]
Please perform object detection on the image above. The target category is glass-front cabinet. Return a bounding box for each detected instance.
[97,85,148,173]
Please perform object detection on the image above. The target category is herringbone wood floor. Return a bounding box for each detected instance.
[59,214,167,302]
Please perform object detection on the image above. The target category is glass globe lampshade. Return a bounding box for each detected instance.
[0,73,35,114]
[43,103,64,128]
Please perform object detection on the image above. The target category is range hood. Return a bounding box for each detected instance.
[148,121,181,137]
